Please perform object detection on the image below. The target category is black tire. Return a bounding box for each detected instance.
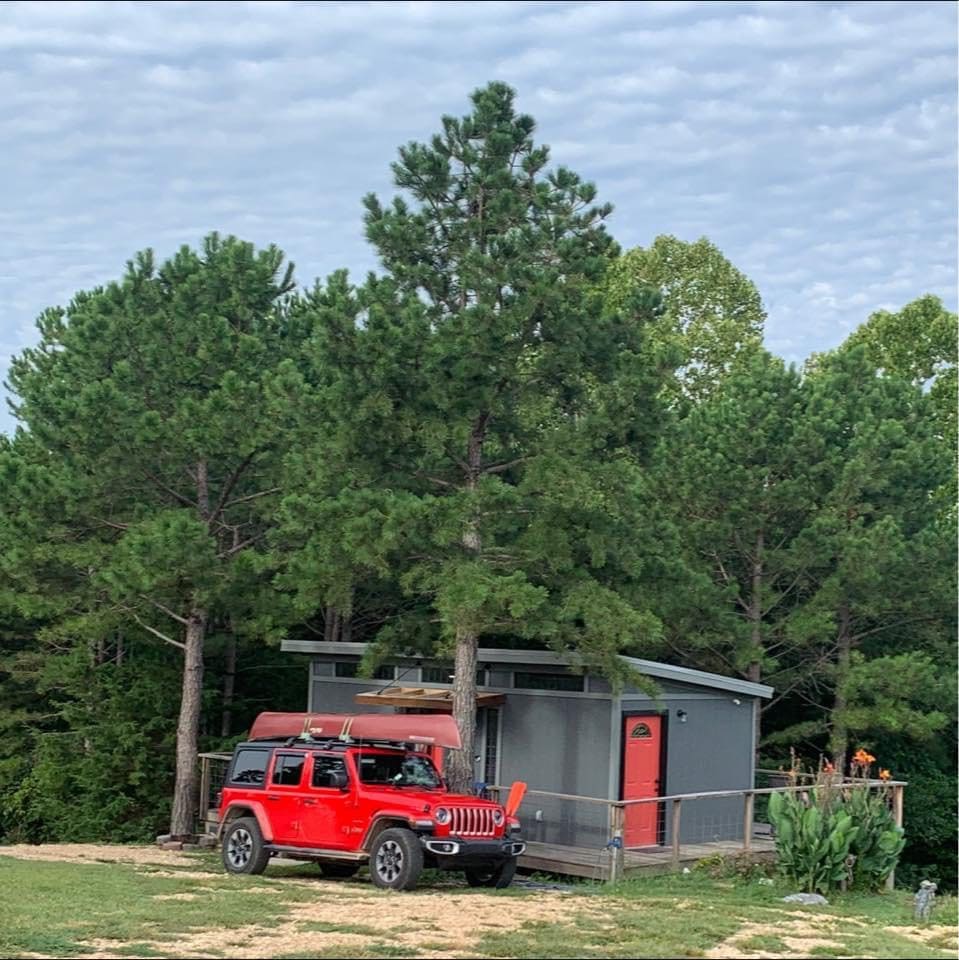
[369,827,423,891]
[465,858,517,889]
[221,817,270,875]
[318,861,360,879]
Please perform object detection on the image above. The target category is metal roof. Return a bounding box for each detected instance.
[281,639,774,700]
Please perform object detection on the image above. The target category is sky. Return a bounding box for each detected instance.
[1,0,956,433]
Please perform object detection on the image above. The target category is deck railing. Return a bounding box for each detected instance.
[488,778,906,885]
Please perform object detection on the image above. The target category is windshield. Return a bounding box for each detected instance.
[356,753,442,789]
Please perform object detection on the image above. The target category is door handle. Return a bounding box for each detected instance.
[267,795,280,801]
[303,799,317,806]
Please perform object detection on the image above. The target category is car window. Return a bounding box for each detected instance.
[357,753,442,788]
[272,753,306,786]
[230,748,269,785]
[312,756,349,788]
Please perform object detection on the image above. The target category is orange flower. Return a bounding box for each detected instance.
[852,748,876,765]
[879,768,891,781]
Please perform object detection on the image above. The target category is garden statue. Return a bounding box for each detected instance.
[914,880,937,921]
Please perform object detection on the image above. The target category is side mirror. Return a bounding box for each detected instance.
[330,770,349,790]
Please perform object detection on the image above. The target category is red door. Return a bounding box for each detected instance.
[622,715,662,847]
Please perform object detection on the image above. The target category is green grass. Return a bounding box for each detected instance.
[0,851,954,960]
[741,934,789,952]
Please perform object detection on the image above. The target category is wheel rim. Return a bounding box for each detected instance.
[375,840,404,884]
[227,827,253,868]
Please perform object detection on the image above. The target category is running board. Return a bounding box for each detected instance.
[266,845,367,861]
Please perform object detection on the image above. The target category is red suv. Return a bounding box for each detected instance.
[216,712,525,891]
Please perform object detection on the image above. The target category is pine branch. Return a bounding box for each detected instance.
[483,457,528,475]
[140,595,189,626]
[208,451,259,524]
[142,470,197,510]
[130,612,185,651]
[222,486,281,510]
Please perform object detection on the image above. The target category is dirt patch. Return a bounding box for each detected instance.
[81,888,606,959]
[885,923,958,949]
[706,916,846,959]
[0,843,203,869]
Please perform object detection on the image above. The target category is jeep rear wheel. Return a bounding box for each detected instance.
[465,858,517,889]
[319,861,360,879]
[369,828,423,891]
[222,817,270,875]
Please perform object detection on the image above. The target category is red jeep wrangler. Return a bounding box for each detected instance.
[217,712,525,891]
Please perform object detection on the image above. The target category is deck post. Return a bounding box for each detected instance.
[198,755,211,835]
[670,799,682,871]
[743,792,755,852]
[886,784,905,891]
[608,803,625,883]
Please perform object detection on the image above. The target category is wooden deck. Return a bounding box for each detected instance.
[519,837,777,881]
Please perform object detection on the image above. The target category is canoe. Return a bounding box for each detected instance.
[248,711,462,750]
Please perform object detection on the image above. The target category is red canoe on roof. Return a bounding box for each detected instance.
[248,712,462,750]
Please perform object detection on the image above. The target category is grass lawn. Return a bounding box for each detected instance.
[0,847,955,959]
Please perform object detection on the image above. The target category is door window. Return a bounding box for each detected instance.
[272,753,306,786]
[312,756,349,788]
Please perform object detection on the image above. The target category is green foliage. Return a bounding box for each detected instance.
[768,789,859,893]
[843,787,906,890]
[605,234,765,403]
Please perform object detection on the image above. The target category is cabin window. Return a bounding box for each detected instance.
[422,665,486,686]
[483,708,499,785]
[631,722,652,739]
[513,671,585,692]
[334,661,395,680]
[272,753,306,786]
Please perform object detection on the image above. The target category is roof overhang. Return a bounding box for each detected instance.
[281,639,774,699]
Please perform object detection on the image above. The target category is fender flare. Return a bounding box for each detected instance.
[217,800,274,843]
[360,811,422,851]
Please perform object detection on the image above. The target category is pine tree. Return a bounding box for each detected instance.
[789,347,953,765]
[288,83,667,792]
[3,235,306,836]
[652,350,810,746]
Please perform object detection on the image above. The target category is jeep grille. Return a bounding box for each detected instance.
[449,806,497,837]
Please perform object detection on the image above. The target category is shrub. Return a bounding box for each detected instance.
[767,750,904,893]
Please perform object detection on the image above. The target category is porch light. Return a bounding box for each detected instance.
[676,709,688,723]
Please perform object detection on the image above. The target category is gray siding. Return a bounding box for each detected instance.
[498,693,612,849]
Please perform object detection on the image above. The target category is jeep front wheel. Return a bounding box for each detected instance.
[465,858,517,889]
[222,817,270,875]
[369,828,423,891]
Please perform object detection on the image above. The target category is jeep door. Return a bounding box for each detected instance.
[298,754,355,849]
[265,751,307,844]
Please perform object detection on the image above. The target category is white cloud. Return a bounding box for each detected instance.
[0,0,956,432]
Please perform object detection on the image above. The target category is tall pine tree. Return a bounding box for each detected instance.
[4,235,307,836]
[288,83,667,792]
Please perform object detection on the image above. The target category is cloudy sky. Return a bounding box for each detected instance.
[2,0,956,432]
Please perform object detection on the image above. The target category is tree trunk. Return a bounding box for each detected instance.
[447,414,488,795]
[747,530,764,753]
[220,631,236,738]
[448,626,479,794]
[170,606,206,838]
[829,602,852,769]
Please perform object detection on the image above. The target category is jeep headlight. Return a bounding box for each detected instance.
[434,807,450,825]
[492,809,504,826]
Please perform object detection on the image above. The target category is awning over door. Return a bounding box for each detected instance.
[354,686,506,712]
